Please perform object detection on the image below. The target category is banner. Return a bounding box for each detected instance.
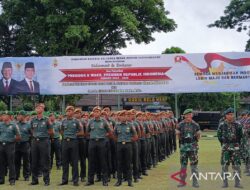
[0,52,250,95]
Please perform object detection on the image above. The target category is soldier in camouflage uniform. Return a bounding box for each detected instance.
[217,108,243,188]
[176,109,200,188]
[239,111,250,176]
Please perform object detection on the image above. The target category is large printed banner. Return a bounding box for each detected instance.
[0,52,250,95]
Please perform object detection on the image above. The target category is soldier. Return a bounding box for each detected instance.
[136,112,148,176]
[176,109,200,188]
[103,106,117,179]
[74,108,87,182]
[49,112,62,170]
[15,110,31,181]
[217,108,243,188]
[85,106,113,186]
[30,103,54,186]
[59,106,83,186]
[114,110,138,187]
[128,109,141,182]
[239,111,250,176]
[0,111,21,185]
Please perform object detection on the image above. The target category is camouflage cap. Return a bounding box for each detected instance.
[183,108,193,115]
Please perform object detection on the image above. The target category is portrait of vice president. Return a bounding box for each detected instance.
[0,62,19,95]
[18,62,40,94]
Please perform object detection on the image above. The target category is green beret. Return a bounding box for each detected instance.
[2,111,13,115]
[18,110,26,115]
[224,108,234,115]
[30,111,37,116]
[183,109,193,115]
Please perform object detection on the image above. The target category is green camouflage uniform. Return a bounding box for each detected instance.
[239,117,250,175]
[217,119,243,185]
[177,119,200,186]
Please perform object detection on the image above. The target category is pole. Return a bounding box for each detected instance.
[233,93,236,117]
[62,95,65,113]
[117,94,121,110]
[174,93,179,119]
[9,96,12,111]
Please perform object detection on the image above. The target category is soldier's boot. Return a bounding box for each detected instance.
[222,165,229,188]
[222,179,228,188]
[247,159,250,176]
[234,177,243,188]
[128,180,133,187]
[114,180,122,186]
[177,168,187,187]
[234,167,243,189]
[191,165,199,188]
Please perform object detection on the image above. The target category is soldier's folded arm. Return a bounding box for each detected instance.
[76,121,84,137]
[131,126,138,142]
[15,125,21,141]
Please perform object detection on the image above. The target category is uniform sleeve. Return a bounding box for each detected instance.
[14,124,21,136]
[217,123,223,144]
[30,119,34,129]
[237,123,243,143]
[103,120,111,132]
[77,120,83,132]
[47,118,53,129]
[114,125,118,136]
[131,125,137,136]
[86,120,92,133]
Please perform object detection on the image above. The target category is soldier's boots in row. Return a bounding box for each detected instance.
[114,179,133,187]
[222,179,243,188]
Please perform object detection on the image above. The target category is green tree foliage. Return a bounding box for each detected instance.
[162,46,185,54]
[0,100,7,111]
[0,0,176,56]
[209,0,250,51]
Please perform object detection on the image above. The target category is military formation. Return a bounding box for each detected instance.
[0,103,177,186]
[176,108,250,188]
[218,108,250,188]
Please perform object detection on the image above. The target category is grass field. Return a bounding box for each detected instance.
[1,131,249,190]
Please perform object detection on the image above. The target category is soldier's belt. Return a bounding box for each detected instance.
[0,142,14,146]
[181,139,194,143]
[33,137,49,141]
[118,141,131,145]
[90,138,105,142]
[63,138,77,142]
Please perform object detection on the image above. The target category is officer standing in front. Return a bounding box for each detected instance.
[176,109,201,188]
[217,108,243,188]
[85,106,113,186]
[15,110,31,181]
[30,103,54,186]
[59,106,83,186]
[114,110,138,187]
[0,111,21,185]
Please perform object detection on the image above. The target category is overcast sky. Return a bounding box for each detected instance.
[120,0,249,55]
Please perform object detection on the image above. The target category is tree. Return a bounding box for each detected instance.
[0,0,176,56]
[162,46,185,54]
[209,0,250,51]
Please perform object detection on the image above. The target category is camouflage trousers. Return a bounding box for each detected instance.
[179,150,199,183]
[221,149,241,183]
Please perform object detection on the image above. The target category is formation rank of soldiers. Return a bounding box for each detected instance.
[0,103,177,186]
